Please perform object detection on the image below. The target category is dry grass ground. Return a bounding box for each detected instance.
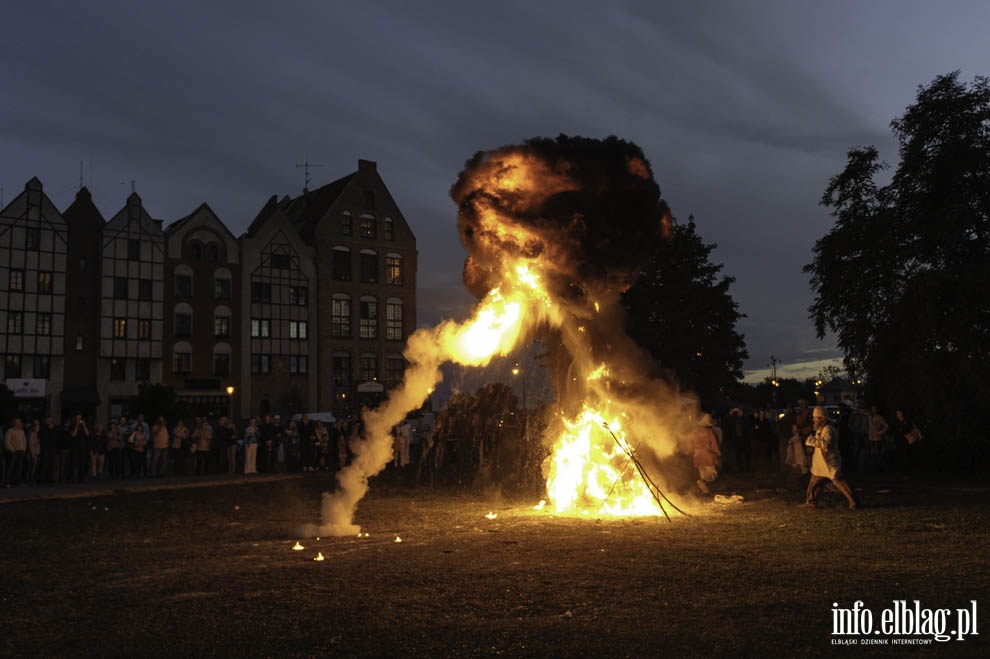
[1,471,988,658]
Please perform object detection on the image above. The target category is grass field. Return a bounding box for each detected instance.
[1,471,987,657]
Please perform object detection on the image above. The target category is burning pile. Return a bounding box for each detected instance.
[304,135,691,537]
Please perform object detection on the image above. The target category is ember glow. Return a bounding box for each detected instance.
[302,136,691,537]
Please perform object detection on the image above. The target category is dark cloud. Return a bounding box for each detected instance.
[3,0,988,379]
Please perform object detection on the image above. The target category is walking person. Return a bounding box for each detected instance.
[804,406,859,510]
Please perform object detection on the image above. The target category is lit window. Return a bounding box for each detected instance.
[38,271,53,294]
[250,319,270,338]
[358,354,377,382]
[137,319,151,339]
[289,320,307,340]
[113,318,127,338]
[386,255,402,286]
[360,215,376,238]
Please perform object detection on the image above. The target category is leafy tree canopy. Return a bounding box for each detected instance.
[807,72,990,456]
[622,215,748,399]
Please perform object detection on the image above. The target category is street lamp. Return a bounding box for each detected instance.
[226,385,235,418]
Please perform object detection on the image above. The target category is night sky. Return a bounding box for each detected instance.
[3,1,988,382]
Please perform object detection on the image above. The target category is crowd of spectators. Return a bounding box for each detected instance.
[0,412,381,488]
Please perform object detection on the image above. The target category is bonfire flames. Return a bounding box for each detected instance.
[303,135,690,537]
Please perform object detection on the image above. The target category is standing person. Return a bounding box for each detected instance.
[171,419,189,476]
[3,418,27,487]
[847,402,870,472]
[243,417,259,474]
[56,418,73,482]
[88,423,108,478]
[395,418,412,468]
[150,417,170,476]
[691,414,721,494]
[776,405,797,471]
[866,405,890,472]
[892,409,923,471]
[804,406,859,510]
[215,417,238,475]
[193,419,212,475]
[785,422,809,474]
[283,420,298,473]
[128,421,148,477]
[106,421,125,478]
[27,420,42,485]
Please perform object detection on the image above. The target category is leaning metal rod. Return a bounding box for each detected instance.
[597,441,641,514]
[602,422,690,519]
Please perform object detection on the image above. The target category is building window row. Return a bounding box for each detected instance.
[173,272,231,300]
[171,350,230,376]
[331,248,404,285]
[2,354,53,379]
[328,295,403,341]
[8,269,56,293]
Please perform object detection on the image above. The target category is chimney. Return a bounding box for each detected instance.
[358,159,377,173]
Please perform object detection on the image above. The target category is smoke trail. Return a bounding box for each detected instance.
[302,135,674,536]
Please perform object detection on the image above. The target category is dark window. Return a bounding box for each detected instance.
[36,313,52,336]
[290,355,308,375]
[26,228,41,250]
[206,244,220,262]
[250,282,271,303]
[33,355,51,379]
[74,296,88,313]
[9,269,24,292]
[175,274,193,298]
[341,214,352,236]
[386,300,403,341]
[189,243,202,260]
[135,358,151,381]
[332,354,351,386]
[383,217,394,241]
[128,239,140,260]
[113,318,127,338]
[114,277,129,299]
[215,316,230,338]
[250,354,271,374]
[4,355,22,379]
[7,312,23,334]
[360,252,378,283]
[110,358,126,381]
[75,334,84,351]
[37,271,53,294]
[214,277,231,300]
[173,352,191,375]
[385,356,405,388]
[174,313,192,336]
[359,299,377,339]
[138,278,152,300]
[332,297,350,338]
[214,353,230,376]
[270,253,290,269]
[289,286,308,305]
[137,319,151,339]
[358,354,377,382]
[333,249,351,281]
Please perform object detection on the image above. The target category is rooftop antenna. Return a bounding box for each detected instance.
[295,159,325,192]
[79,160,84,190]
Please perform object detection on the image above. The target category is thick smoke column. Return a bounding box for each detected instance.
[303,135,677,536]
[453,135,671,305]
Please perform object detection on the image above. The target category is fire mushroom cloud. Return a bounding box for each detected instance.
[451,134,673,305]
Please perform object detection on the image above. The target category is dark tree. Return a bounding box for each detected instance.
[134,383,177,421]
[622,215,748,399]
[807,72,990,466]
